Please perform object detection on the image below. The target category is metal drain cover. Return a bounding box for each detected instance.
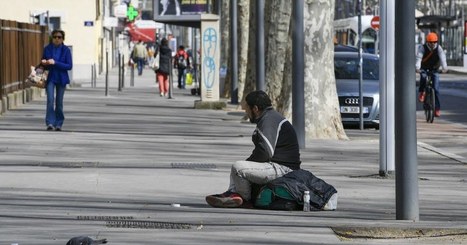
[106,220,193,229]
[171,162,216,169]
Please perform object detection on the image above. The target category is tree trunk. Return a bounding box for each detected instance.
[304,0,347,140]
[221,0,231,98]
[236,0,250,106]
[242,0,257,102]
[264,0,292,108]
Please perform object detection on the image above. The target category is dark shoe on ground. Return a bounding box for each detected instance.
[55,127,62,131]
[240,200,254,209]
[206,191,243,208]
[418,91,425,102]
[435,109,441,117]
[47,125,54,131]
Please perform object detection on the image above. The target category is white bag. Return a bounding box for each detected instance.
[153,53,160,70]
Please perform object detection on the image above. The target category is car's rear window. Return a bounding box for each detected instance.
[334,56,379,80]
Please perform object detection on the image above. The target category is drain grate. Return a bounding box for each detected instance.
[106,220,193,229]
[77,216,134,221]
[171,162,217,169]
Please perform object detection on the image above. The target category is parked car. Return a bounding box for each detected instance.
[334,44,358,52]
[334,51,380,129]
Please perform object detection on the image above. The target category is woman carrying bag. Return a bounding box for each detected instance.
[41,29,73,131]
[155,38,172,97]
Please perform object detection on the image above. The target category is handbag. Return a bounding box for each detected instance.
[152,52,160,71]
[27,65,48,89]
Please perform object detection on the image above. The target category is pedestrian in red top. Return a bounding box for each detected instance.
[174,45,190,89]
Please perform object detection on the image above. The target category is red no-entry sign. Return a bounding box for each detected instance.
[371,16,380,30]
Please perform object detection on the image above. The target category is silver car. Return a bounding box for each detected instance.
[334,51,380,128]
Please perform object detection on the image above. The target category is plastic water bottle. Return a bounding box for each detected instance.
[303,190,310,212]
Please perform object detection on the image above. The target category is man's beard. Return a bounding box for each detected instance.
[249,115,258,124]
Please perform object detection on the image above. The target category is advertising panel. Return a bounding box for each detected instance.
[157,0,208,16]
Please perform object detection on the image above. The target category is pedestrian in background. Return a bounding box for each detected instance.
[174,45,190,89]
[41,29,73,131]
[132,40,148,76]
[155,38,172,97]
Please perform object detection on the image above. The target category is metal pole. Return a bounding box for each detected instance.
[118,52,122,91]
[130,63,135,86]
[122,54,125,88]
[230,0,238,104]
[93,64,97,87]
[168,56,174,99]
[256,0,265,91]
[216,0,221,14]
[105,49,109,96]
[395,0,419,221]
[357,0,364,130]
[91,64,94,88]
[46,11,50,33]
[379,0,395,176]
[193,28,198,95]
[292,0,305,149]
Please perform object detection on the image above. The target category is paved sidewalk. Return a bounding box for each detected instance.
[0,67,467,244]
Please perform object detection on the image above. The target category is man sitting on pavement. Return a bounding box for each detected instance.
[206,90,301,208]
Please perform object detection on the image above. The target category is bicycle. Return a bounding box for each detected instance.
[419,69,438,123]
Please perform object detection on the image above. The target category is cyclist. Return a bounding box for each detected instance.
[415,32,448,117]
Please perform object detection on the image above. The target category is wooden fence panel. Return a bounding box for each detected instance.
[0,19,48,98]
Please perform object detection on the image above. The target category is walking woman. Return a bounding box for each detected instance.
[155,38,172,96]
[41,29,73,131]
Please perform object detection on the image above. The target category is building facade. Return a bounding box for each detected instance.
[0,0,128,82]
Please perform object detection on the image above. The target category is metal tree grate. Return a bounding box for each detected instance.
[171,162,217,169]
[77,216,134,221]
[106,220,193,229]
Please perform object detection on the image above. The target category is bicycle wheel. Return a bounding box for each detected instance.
[424,88,435,123]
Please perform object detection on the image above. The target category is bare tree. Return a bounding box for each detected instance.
[221,0,231,98]
[236,0,251,105]
[303,0,347,139]
[223,0,347,140]
[264,0,292,108]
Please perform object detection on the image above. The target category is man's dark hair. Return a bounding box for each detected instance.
[245,90,272,111]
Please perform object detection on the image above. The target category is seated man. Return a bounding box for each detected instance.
[206,90,301,208]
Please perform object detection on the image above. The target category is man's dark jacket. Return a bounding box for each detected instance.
[268,169,337,210]
[246,107,301,170]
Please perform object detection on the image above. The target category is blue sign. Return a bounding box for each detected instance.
[84,21,94,27]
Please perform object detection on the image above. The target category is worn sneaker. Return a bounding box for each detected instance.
[418,91,426,102]
[46,124,54,131]
[206,191,243,208]
[435,109,441,117]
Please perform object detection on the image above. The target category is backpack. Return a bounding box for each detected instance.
[254,185,299,211]
[177,54,187,69]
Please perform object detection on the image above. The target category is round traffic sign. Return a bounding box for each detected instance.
[371,16,380,30]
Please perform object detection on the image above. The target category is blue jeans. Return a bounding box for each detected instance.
[177,68,186,88]
[228,160,293,201]
[46,82,66,128]
[136,57,145,75]
[419,72,441,109]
